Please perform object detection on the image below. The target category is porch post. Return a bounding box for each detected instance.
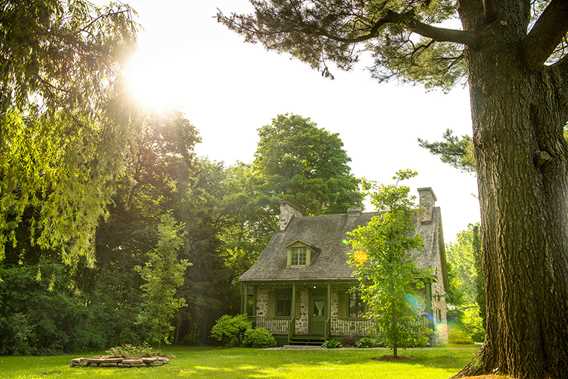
[326,283,331,339]
[291,283,296,319]
[290,283,296,343]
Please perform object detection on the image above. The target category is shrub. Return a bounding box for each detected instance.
[243,328,277,348]
[210,314,252,346]
[461,307,484,343]
[356,336,383,348]
[407,325,433,347]
[106,343,160,358]
[448,324,473,344]
[321,338,342,348]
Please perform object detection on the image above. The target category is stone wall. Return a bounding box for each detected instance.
[294,288,309,334]
[256,288,270,318]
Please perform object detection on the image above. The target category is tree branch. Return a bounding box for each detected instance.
[404,17,479,46]
[218,8,478,47]
[523,0,568,69]
[309,11,477,46]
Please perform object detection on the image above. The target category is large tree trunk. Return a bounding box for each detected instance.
[458,3,568,378]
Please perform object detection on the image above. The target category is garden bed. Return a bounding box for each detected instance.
[70,355,169,368]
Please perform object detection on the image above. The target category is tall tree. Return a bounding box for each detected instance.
[0,0,137,266]
[136,213,189,346]
[254,114,362,215]
[218,2,568,377]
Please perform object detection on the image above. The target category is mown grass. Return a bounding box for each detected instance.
[0,345,479,379]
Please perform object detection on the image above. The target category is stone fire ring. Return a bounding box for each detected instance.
[70,356,169,368]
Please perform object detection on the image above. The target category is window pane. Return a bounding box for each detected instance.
[275,288,291,317]
[291,247,307,266]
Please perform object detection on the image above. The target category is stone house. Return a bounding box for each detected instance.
[240,187,448,345]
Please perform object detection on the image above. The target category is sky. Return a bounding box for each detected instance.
[124,0,480,242]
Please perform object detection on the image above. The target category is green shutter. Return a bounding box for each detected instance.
[306,249,311,266]
[287,250,292,266]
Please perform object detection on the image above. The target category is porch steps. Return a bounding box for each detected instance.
[288,336,326,346]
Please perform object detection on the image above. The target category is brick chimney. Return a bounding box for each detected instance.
[279,201,302,231]
[418,187,437,224]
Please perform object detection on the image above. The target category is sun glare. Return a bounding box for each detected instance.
[124,50,187,112]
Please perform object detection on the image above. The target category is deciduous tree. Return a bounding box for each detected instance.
[254,114,362,215]
[347,170,428,358]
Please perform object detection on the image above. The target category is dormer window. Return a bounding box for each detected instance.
[291,247,307,265]
[286,241,313,267]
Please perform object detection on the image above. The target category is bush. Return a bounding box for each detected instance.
[321,338,342,348]
[243,328,277,348]
[356,336,383,348]
[448,324,473,344]
[106,343,160,358]
[461,307,484,343]
[210,314,252,346]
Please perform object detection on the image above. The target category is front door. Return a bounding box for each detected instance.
[309,289,326,336]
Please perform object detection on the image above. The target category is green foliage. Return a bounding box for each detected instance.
[0,264,107,354]
[106,343,161,358]
[322,338,343,348]
[242,328,277,348]
[136,214,190,346]
[447,325,474,345]
[420,127,568,174]
[461,306,484,343]
[418,130,476,173]
[347,170,431,356]
[0,0,137,267]
[217,163,276,280]
[445,224,485,343]
[218,0,465,90]
[356,336,384,348]
[210,314,252,346]
[253,114,362,215]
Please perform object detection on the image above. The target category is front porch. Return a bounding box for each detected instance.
[241,281,377,343]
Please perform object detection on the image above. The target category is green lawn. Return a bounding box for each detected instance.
[0,345,479,379]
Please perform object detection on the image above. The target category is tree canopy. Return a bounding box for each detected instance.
[253,113,362,215]
[0,0,138,266]
[218,1,567,90]
[347,170,429,357]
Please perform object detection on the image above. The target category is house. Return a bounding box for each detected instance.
[240,187,448,345]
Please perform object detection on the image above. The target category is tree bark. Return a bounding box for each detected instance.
[457,3,568,378]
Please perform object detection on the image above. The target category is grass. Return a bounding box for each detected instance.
[0,345,479,379]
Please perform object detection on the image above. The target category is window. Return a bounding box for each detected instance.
[291,247,307,265]
[347,290,365,319]
[275,288,291,317]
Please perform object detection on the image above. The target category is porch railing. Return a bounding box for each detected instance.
[255,317,290,335]
[330,319,378,336]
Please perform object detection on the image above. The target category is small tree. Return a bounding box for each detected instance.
[347,170,429,358]
[136,213,190,346]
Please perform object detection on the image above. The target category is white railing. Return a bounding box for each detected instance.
[255,317,290,335]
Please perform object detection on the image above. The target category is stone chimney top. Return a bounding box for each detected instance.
[279,201,302,231]
[417,187,436,224]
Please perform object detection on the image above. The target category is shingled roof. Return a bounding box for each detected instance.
[240,201,445,282]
